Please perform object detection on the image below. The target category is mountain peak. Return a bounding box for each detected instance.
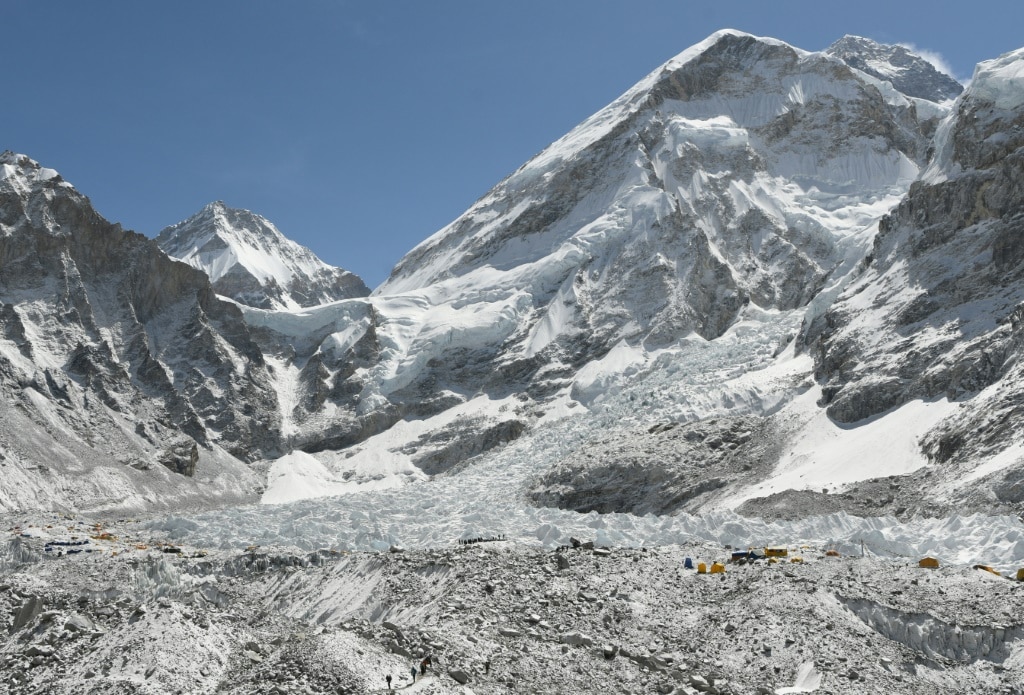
[0,151,72,193]
[156,203,369,310]
[826,35,963,102]
[658,29,804,76]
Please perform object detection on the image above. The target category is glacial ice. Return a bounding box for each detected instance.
[971,47,1024,111]
[147,308,1024,576]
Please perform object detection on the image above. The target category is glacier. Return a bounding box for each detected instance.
[147,309,1024,576]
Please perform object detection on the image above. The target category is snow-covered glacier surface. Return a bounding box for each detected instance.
[147,307,1024,574]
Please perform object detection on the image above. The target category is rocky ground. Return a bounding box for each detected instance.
[3,513,1024,694]
[525,410,1024,523]
[526,417,784,516]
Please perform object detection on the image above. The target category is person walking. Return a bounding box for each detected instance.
[385,674,392,690]
[410,664,417,683]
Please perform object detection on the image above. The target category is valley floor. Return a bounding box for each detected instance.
[3,512,1024,695]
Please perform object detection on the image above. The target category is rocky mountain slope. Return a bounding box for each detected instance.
[247,30,946,474]
[0,153,273,512]
[156,201,369,311]
[812,46,1024,515]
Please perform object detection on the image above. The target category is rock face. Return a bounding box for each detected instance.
[157,201,369,310]
[826,35,964,103]
[814,48,1024,474]
[0,152,274,511]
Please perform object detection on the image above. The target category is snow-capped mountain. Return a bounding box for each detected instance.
[257,30,945,472]
[7,29,1024,527]
[156,201,368,310]
[825,34,964,103]
[11,29,1024,695]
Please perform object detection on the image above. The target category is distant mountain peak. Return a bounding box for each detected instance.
[156,202,368,310]
[0,151,73,193]
[826,35,963,102]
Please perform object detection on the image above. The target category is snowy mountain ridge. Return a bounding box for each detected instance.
[380,29,932,296]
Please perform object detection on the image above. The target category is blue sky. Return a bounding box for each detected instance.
[5,1,1022,288]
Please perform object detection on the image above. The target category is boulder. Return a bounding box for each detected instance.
[559,631,594,647]
[64,613,99,634]
[11,596,44,632]
[388,640,412,657]
[382,621,405,642]
[24,644,54,658]
[689,674,712,691]
[448,669,471,684]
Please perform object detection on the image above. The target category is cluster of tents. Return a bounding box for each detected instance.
[683,545,811,574]
[681,543,1024,579]
[682,542,1024,581]
[918,556,1024,580]
[43,538,93,556]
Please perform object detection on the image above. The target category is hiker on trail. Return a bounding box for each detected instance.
[484,658,491,674]
[410,664,417,683]
[385,674,392,690]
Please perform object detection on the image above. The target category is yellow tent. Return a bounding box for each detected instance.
[710,562,726,574]
[918,557,939,569]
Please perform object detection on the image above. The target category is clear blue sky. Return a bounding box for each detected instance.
[5,1,1022,288]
